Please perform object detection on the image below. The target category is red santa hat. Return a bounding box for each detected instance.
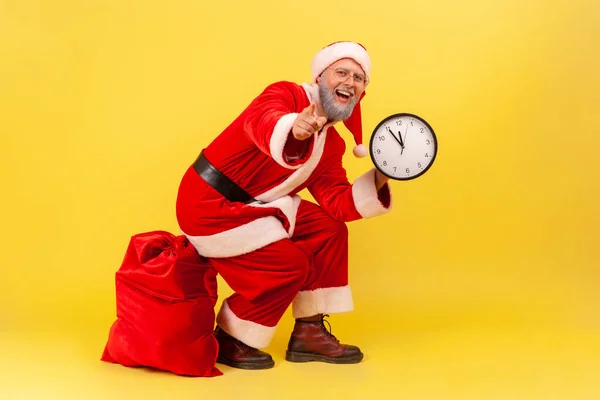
[311,41,371,158]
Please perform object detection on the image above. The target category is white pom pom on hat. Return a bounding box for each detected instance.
[311,41,371,158]
[352,143,368,158]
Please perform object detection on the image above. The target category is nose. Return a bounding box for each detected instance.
[341,74,356,87]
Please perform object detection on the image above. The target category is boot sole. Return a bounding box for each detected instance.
[217,356,275,370]
[285,350,364,364]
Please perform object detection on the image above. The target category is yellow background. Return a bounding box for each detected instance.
[1,0,599,398]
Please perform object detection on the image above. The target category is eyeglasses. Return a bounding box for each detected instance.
[326,67,368,86]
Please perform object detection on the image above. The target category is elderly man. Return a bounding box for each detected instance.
[176,41,392,370]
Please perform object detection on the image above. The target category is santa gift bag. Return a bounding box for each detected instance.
[101,230,222,377]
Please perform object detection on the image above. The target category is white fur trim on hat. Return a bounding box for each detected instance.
[311,41,371,83]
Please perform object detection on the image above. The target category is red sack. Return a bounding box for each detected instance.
[101,230,222,377]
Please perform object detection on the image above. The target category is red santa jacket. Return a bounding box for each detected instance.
[176,81,392,258]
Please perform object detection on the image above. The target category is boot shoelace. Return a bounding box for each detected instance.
[320,314,340,343]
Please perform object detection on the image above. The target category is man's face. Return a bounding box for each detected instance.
[316,58,367,122]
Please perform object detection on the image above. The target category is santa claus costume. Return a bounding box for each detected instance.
[176,41,392,368]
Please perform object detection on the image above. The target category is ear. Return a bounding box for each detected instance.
[316,74,322,85]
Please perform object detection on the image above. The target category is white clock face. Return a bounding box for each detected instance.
[369,113,438,180]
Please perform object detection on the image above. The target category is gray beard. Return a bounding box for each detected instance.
[318,80,359,122]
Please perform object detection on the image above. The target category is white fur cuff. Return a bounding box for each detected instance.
[292,286,354,318]
[270,113,301,169]
[351,168,392,218]
[216,300,277,349]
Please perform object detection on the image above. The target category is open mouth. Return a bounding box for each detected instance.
[335,89,353,103]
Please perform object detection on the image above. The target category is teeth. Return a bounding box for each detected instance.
[336,89,352,98]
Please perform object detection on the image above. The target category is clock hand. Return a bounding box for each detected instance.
[397,130,405,147]
[403,124,409,145]
[386,126,404,148]
[397,128,406,155]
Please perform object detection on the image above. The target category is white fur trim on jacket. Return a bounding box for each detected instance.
[292,285,354,318]
[270,113,303,170]
[351,168,392,218]
[216,300,277,349]
[183,196,303,259]
[184,216,288,258]
[248,194,302,237]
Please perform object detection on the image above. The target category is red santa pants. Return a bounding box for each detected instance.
[211,200,354,349]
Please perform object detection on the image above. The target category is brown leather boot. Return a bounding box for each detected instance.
[286,314,363,364]
[214,326,275,370]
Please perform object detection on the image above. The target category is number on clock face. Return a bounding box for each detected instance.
[369,113,438,180]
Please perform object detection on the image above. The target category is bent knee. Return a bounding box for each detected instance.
[277,241,310,287]
[327,217,348,239]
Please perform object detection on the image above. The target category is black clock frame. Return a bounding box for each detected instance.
[369,112,438,181]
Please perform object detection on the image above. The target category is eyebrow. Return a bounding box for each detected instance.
[339,67,365,76]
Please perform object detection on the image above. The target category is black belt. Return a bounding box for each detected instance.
[192,151,257,204]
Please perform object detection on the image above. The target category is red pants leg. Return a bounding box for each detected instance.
[209,200,352,349]
[290,200,353,318]
[209,239,310,349]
